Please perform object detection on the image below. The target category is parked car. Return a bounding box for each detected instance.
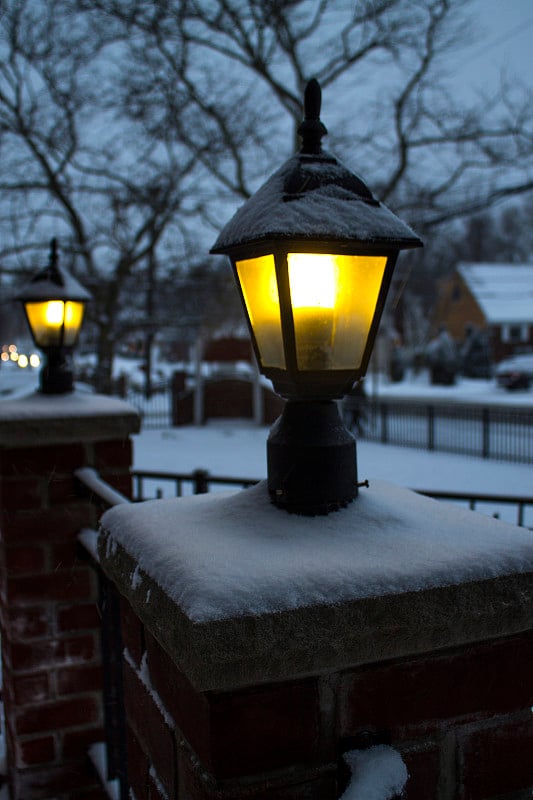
[495,354,533,390]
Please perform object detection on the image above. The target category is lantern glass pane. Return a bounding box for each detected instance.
[25,301,84,347]
[236,255,285,368]
[287,253,387,370]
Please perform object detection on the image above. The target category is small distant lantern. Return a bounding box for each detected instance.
[212,80,422,515]
[16,238,91,394]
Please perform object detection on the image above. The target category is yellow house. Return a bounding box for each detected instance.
[432,262,533,362]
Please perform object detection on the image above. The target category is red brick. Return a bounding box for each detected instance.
[13,673,51,705]
[94,439,133,470]
[9,634,96,671]
[127,724,150,800]
[121,596,145,668]
[459,715,533,799]
[16,735,55,766]
[48,475,80,505]
[0,443,86,476]
[6,568,93,604]
[401,745,441,799]
[180,745,338,800]
[57,602,100,632]
[76,788,110,800]
[3,544,46,575]
[76,788,111,800]
[11,757,100,797]
[123,659,177,799]
[0,504,96,544]
[208,679,320,780]
[145,630,208,758]
[5,606,51,639]
[57,663,102,696]
[62,726,106,758]
[49,540,82,571]
[0,477,43,510]
[16,694,100,734]
[340,634,533,737]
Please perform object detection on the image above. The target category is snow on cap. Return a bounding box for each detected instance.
[212,79,422,253]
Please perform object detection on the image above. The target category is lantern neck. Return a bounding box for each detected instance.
[40,347,74,394]
[267,400,357,515]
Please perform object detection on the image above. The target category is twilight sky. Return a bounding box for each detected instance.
[458,0,532,94]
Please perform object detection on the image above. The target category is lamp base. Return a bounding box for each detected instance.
[267,400,357,515]
[40,349,74,394]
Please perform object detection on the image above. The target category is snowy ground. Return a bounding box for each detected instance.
[133,421,533,528]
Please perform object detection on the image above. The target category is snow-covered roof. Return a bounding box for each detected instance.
[211,151,422,252]
[458,262,533,324]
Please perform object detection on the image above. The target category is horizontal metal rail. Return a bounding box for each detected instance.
[416,489,532,528]
[131,468,532,529]
[74,464,532,530]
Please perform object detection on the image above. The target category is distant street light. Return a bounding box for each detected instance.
[16,239,91,394]
[212,79,422,514]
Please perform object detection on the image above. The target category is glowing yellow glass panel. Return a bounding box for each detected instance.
[25,301,84,347]
[236,255,285,369]
[287,253,387,371]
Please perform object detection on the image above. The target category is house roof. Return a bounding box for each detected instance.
[458,262,533,324]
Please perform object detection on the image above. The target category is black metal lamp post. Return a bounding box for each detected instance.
[212,79,422,514]
[16,239,91,394]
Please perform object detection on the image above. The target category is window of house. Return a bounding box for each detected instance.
[501,323,529,343]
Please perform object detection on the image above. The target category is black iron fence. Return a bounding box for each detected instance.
[360,400,533,465]
[123,381,533,465]
[130,468,533,530]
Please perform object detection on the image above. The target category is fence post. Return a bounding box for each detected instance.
[380,402,388,444]
[193,468,210,494]
[482,408,490,459]
[0,393,139,799]
[428,405,435,451]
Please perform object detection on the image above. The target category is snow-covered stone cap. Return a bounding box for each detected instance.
[211,151,423,253]
[99,480,533,690]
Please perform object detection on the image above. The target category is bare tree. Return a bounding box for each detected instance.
[2,0,533,379]
[0,0,199,391]
[94,0,533,225]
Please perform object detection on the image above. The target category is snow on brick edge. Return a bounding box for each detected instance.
[99,479,533,624]
[340,745,408,800]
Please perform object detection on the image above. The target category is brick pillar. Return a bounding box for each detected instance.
[99,481,533,800]
[0,392,139,800]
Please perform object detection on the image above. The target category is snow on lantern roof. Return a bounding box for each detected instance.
[15,239,92,303]
[211,150,422,253]
[458,262,533,324]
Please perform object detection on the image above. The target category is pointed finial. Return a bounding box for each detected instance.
[298,78,328,154]
[37,237,64,287]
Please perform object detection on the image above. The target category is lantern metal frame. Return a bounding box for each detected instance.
[211,79,423,515]
[16,238,91,395]
[224,238,400,402]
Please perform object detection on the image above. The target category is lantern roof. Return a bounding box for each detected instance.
[15,239,92,303]
[211,80,422,255]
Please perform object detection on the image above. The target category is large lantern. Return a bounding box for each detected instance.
[212,80,422,514]
[16,239,91,394]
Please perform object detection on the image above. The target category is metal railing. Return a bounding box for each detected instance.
[360,400,533,464]
[75,469,129,800]
[122,382,533,465]
[130,468,533,530]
